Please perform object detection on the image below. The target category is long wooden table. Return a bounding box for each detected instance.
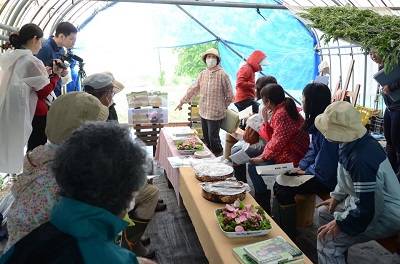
[179,167,312,264]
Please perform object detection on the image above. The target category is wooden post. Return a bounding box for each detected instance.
[295,194,316,227]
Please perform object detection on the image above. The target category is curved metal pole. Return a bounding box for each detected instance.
[0,22,18,32]
[98,0,289,9]
[7,0,29,28]
[49,0,83,35]
[176,4,301,105]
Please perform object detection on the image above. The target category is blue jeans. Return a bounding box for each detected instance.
[248,160,275,193]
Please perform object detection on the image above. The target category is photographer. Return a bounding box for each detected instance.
[35,21,77,97]
[27,59,64,151]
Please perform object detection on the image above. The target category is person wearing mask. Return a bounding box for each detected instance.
[370,51,400,181]
[0,121,155,264]
[272,83,339,240]
[83,73,160,258]
[176,48,234,156]
[315,101,400,264]
[0,23,61,175]
[234,50,269,130]
[247,84,309,215]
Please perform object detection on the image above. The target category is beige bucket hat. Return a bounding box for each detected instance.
[201,48,221,65]
[315,101,367,143]
[46,92,109,145]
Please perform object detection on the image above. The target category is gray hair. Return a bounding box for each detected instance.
[52,121,148,215]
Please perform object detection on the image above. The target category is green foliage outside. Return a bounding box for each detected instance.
[173,42,218,78]
[299,5,400,73]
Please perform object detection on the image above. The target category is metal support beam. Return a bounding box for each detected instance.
[0,23,18,33]
[0,34,9,41]
[95,0,288,9]
[95,0,400,10]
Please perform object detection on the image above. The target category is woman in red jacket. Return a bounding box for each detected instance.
[27,62,63,151]
[247,83,309,214]
[234,50,268,115]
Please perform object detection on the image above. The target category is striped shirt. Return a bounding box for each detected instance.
[181,66,234,120]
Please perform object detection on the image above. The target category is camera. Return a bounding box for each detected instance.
[46,59,67,70]
[57,52,84,63]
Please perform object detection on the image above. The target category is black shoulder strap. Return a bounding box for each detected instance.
[6,222,84,264]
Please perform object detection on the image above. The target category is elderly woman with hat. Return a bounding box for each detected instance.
[314,101,400,264]
[4,92,109,252]
[82,72,160,259]
[175,48,234,156]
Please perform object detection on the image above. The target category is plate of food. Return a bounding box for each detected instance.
[193,163,233,182]
[215,200,272,238]
[176,139,204,155]
[199,178,249,203]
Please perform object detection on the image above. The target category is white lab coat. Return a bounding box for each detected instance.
[0,49,49,173]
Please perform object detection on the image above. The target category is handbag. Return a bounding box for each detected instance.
[243,126,259,145]
[221,108,240,134]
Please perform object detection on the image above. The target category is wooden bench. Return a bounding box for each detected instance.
[316,193,400,254]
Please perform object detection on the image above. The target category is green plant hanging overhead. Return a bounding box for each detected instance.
[299,5,400,73]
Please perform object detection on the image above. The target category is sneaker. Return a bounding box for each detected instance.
[155,202,167,212]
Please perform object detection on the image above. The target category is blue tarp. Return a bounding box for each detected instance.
[78,0,318,99]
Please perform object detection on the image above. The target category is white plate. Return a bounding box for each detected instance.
[214,209,272,238]
[177,149,196,155]
[194,150,211,159]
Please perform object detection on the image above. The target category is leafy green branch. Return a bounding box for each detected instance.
[299,5,400,73]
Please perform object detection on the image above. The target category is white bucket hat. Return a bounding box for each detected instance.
[315,101,367,143]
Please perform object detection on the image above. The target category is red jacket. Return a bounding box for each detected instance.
[35,75,60,116]
[234,50,266,103]
[259,102,309,167]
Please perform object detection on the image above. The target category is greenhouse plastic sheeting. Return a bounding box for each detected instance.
[80,0,318,93]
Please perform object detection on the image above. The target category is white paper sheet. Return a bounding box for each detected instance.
[238,105,253,120]
[275,174,315,187]
[229,149,251,164]
[167,156,193,168]
[256,162,297,175]
[246,114,263,132]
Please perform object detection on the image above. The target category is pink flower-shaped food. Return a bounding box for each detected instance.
[235,226,245,232]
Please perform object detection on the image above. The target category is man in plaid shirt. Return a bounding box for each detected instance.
[176,48,234,156]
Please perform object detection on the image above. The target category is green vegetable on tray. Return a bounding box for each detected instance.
[299,5,400,73]
[217,200,271,232]
[176,139,204,151]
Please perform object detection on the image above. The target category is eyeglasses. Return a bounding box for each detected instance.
[107,89,115,96]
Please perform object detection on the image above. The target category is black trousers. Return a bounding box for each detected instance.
[201,117,223,154]
[234,98,260,114]
[273,177,333,205]
[27,115,47,151]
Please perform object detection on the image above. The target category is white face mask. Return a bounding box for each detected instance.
[259,58,270,66]
[206,58,217,68]
[128,196,136,212]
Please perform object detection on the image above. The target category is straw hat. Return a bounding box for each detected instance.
[103,71,125,94]
[315,101,366,143]
[46,92,109,145]
[202,48,220,65]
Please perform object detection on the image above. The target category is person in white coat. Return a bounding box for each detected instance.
[0,23,61,174]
